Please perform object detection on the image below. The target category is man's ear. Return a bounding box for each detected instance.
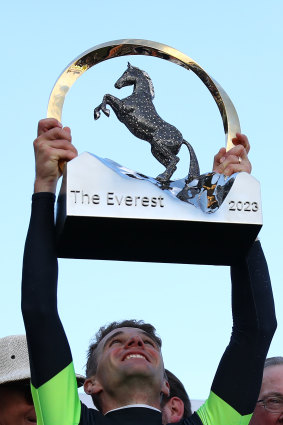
[84,377,103,396]
[165,397,184,423]
[161,379,170,398]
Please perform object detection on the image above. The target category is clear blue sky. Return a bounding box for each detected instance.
[1,0,282,399]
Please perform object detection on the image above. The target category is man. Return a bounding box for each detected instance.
[84,328,191,421]
[249,357,283,425]
[21,118,276,425]
[161,369,192,423]
[0,334,85,425]
[0,334,36,425]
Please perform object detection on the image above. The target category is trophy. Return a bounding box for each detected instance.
[48,39,262,265]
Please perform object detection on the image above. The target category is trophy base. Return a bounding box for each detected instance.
[56,152,262,265]
[56,213,260,265]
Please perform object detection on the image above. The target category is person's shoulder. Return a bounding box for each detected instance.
[176,412,203,425]
[80,402,111,425]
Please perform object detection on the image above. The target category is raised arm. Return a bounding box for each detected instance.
[21,119,79,425]
[195,241,277,425]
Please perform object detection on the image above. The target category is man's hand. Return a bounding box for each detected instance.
[34,118,78,193]
[213,133,251,176]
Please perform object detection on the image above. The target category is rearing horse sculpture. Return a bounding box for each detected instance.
[94,63,200,182]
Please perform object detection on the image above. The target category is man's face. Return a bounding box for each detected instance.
[0,385,36,425]
[250,365,283,425]
[93,327,167,394]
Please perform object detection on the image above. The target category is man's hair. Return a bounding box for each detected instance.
[264,356,283,368]
[162,369,192,418]
[86,319,162,378]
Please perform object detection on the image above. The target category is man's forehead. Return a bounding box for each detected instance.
[261,365,283,395]
[99,327,156,348]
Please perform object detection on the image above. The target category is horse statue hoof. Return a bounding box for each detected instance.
[94,109,101,120]
[156,173,170,183]
[102,108,110,117]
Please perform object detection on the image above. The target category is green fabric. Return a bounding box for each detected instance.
[196,391,252,425]
[31,362,81,425]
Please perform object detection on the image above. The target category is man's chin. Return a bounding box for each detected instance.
[120,361,153,375]
[118,365,162,386]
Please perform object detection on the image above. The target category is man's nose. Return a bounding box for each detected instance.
[125,336,144,348]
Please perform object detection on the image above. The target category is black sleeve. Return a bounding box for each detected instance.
[21,192,73,388]
[211,240,277,415]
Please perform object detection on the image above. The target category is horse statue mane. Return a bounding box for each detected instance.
[127,63,155,99]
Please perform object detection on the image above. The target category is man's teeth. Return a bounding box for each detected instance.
[126,354,146,360]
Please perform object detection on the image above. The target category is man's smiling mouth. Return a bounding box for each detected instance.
[124,354,147,361]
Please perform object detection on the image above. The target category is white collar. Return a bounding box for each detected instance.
[105,404,161,415]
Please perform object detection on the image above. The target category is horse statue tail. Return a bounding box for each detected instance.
[182,139,200,183]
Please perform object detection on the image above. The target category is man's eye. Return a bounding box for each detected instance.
[144,340,154,346]
[109,339,121,346]
[268,398,282,404]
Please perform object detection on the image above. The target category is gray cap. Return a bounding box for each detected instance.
[0,334,85,387]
